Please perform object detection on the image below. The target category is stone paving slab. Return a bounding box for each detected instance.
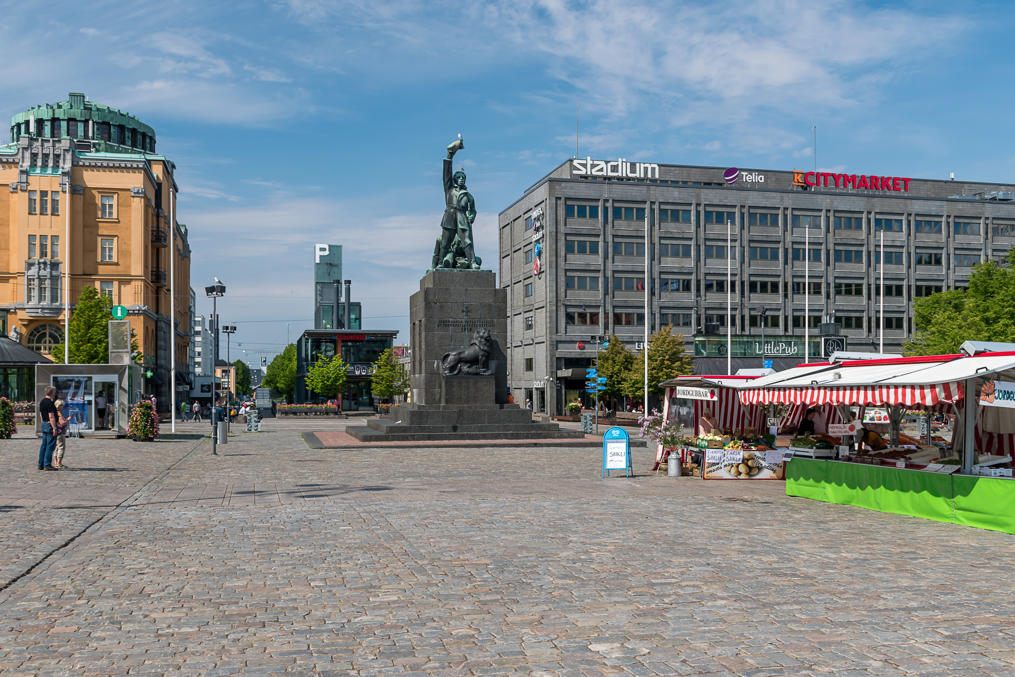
[0,418,1014,675]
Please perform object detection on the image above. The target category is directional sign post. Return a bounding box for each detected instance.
[111,305,128,320]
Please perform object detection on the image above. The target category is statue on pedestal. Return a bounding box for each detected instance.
[432,134,481,270]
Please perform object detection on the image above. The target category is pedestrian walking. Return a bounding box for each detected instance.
[192,401,202,422]
[53,399,69,469]
[180,400,189,421]
[37,386,58,471]
[94,390,107,430]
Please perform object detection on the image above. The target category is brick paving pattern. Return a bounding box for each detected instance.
[1,418,1014,675]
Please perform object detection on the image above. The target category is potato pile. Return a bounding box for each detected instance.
[725,452,762,478]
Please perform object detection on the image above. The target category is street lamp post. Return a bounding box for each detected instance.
[222,324,237,423]
[222,325,236,362]
[205,280,226,455]
[759,307,768,369]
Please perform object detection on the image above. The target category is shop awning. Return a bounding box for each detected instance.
[739,382,963,407]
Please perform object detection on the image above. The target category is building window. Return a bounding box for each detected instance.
[51,191,59,216]
[565,275,599,291]
[705,314,727,327]
[915,218,942,233]
[612,206,646,222]
[704,209,736,225]
[26,278,37,303]
[791,214,820,228]
[40,191,48,215]
[881,284,905,297]
[524,249,533,263]
[613,241,645,257]
[524,316,533,331]
[26,324,63,353]
[525,215,533,230]
[872,251,904,265]
[39,278,50,303]
[28,191,37,214]
[749,280,780,294]
[835,282,864,296]
[915,285,942,297]
[614,276,646,292]
[565,239,599,255]
[749,246,779,261]
[840,316,864,330]
[703,279,727,293]
[660,312,692,327]
[955,254,980,267]
[524,358,534,372]
[100,194,116,219]
[915,252,943,266]
[100,237,116,262]
[747,212,778,226]
[873,217,903,232]
[659,242,691,258]
[524,282,533,297]
[660,278,691,292]
[659,208,691,224]
[791,248,821,262]
[792,281,823,295]
[565,203,599,219]
[834,249,864,264]
[884,317,905,330]
[992,223,1015,237]
[28,235,37,259]
[954,220,980,236]
[748,314,780,328]
[38,235,48,258]
[833,215,863,230]
[51,235,59,260]
[703,245,729,259]
[792,315,821,329]
[565,311,599,326]
[100,281,114,299]
[613,312,645,326]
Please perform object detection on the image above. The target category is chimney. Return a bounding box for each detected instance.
[344,280,352,330]
[332,280,340,329]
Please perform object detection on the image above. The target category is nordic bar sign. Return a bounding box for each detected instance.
[793,170,911,192]
[572,157,660,179]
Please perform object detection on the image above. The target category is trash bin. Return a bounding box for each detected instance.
[217,421,228,444]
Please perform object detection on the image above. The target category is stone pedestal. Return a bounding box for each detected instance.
[345,270,584,443]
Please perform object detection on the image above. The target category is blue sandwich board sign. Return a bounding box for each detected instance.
[602,426,632,478]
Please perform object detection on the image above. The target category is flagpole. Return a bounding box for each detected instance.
[804,221,809,362]
[644,210,649,412]
[726,219,732,374]
[170,175,176,433]
[879,229,884,354]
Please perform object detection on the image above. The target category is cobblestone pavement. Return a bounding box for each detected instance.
[2,418,1015,675]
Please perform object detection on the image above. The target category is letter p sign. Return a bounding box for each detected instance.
[314,243,330,263]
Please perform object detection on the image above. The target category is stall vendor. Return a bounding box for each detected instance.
[858,427,888,451]
[798,408,818,435]
[698,408,718,436]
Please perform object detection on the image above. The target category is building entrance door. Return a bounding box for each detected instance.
[93,377,118,431]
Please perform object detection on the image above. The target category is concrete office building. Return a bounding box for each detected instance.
[313,243,360,330]
[193,315,212,376]
[500,158,1015,415]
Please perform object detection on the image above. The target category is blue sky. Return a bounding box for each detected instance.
[4,0,1014,368]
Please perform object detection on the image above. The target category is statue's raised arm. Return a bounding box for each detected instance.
[432,134,481,270]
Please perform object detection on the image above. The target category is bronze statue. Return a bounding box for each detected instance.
[441,328,493,375]
[432,134,481,270]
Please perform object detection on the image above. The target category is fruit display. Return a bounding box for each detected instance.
[725,453,763,477]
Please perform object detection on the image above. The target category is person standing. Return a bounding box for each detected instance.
[37,386,58,470]
[94,390,107,430]
[192,400,202,422]
[53,399,69,469]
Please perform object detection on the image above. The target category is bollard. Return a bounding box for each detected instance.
[217,421,228,444]
[667,449,680,477]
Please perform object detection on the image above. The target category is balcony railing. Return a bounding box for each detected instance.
[151,228,168,246]
[151,269,167,285]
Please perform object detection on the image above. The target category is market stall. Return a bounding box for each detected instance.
[737,342,1015,534]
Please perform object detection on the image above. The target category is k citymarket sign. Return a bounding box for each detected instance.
[571,157,660,179]
[793,170,911,192]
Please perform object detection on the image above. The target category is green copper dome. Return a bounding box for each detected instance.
[10,92,156,154]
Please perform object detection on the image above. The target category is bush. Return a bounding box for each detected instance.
[0,397,15,439]
[127,400,159,441]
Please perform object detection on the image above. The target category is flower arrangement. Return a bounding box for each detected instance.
[638,409,690,449]
[566,400,582,415]
[126,399,159,441]
[277,403,343,416]
[0,397,16,439]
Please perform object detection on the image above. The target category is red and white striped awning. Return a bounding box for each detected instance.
[738,382,963,407]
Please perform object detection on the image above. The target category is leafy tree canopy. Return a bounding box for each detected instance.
[596,334,635,403]
[370,348,410,401]
[52,287,111,364]
[622,327,695,399]
[263,344,297,402]
[233,359,251,395]
[304,353,349,401]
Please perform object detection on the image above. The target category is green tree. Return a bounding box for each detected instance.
[263,344,297,402]
[906,251,1015,355]
[622,327,694,400]
[370,348,410,402]
[596,334,635,406]
[51,287,111,363]
[304,353,349,401]
[233,359,251,395]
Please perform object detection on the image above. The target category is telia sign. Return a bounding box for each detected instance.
[572,157,660,179]
[724,167,765,185]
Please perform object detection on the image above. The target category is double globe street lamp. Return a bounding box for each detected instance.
[205,279,226,455]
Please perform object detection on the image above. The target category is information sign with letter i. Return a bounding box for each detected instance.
[602,426,632,478]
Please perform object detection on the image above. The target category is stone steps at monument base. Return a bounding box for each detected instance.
[345,426,587,442]
[364,419,574,435]
[380,408,535,427]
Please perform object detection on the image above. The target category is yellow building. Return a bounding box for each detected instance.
[0,92,191,404]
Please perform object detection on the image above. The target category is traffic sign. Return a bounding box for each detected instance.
[586,368,597,377]
[603,342,609,349]
[597,377,607,383]
[111,305,128,320]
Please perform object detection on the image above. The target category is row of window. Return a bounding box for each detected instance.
[27,235,59,259]
[563,277,947,298]
[560,311,906,331]
[25,278,60,304]
[27,191,60,216]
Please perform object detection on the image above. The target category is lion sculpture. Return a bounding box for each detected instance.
[441,328,493,376]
